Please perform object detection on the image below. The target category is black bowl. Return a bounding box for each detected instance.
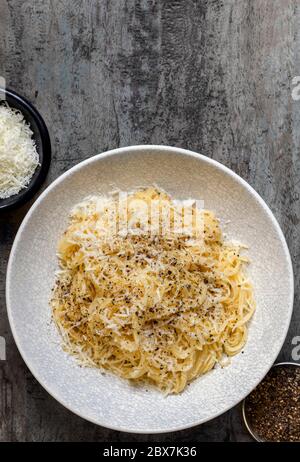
[0,87,51,212]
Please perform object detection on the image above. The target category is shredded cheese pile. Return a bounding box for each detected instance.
[0,104,39,199]
[51,188,255,394]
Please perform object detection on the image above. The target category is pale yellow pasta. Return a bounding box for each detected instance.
[50,187,255,394]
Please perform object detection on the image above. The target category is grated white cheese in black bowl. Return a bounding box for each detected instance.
[0,103,39,199]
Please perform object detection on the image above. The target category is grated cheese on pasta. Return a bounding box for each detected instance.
[50,187,255,394]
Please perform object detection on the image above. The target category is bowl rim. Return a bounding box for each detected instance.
[0,87,51,211]
[242,362,300,442]
[6,145,294,433]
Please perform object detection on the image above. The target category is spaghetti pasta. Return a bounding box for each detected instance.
[50,187,255,394]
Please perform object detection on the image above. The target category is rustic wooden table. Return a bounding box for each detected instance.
[0,0,299,442]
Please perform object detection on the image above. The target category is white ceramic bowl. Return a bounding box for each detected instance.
[6,145,294,433]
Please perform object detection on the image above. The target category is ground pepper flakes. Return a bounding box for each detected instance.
[244,365,300,442]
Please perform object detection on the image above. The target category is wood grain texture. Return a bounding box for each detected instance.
[0,0,299,442]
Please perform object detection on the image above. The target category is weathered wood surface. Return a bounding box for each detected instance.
[0,0,299,442]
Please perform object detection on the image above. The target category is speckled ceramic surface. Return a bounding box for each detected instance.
[6,146,294,433]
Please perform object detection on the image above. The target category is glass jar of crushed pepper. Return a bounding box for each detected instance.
[243,363,300,442]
